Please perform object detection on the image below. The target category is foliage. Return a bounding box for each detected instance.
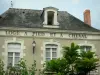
[0,42,99,75]
[17,58,28,75]
[7,66,20,75]
[44,58,69,75]
[43,42,99,75]
[0,58,5,75]
[63,43,80,64]
[5,58,37,75]
[29,60,37,75]
[75,50,99,75]
[63,43,80,75]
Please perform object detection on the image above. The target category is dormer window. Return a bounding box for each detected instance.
[43,7,59,28]
[47,11,54,25]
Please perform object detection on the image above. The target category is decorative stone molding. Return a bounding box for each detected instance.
[2,37,26,70]
[43,7,59,26]
[0,30,100,40]
[41,39,61,64]
[43,25,59,28]
[41,60,44,65]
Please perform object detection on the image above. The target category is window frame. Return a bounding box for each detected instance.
[80,45,92,51]
[43,7,59,28]
[7,43,21,67]
[3,38,25,70]
[43,41,61,62]
[45,44,58,61]
[78,43,96,53]
[47,11,54,25]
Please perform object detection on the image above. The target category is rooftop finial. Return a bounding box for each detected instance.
[11,1,13,8]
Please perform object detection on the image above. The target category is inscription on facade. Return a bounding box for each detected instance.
[5,30,87,39]
[50,33,56,37]
[69,33,87,38]
[6,31,19,35]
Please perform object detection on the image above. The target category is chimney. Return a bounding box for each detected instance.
[84,9,91,26]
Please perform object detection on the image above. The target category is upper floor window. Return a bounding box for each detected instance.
[7,43,21,67]
[80,45,92,51]
[47,11,54,25]
[45,44,58,61]
[43,7,59,28]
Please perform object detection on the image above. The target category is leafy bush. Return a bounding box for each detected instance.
[18,58,28,75]
[75,50,99,75]
[44,58,70,75]
[29,60,37,75]
[0,58,37,75]
[18,58,37,75]
[43,43,99,75]
[0,58,4,75]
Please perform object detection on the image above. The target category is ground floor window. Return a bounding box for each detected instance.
[80,45,92,51]
[8,52,20,67]
[7,43,21,67]
[45,44,58,61]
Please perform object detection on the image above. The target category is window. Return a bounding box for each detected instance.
[43,7,59,28]
[80,45,92,51]
[47,11,54,25]
[7,43,21,67]
[45,44,58,61]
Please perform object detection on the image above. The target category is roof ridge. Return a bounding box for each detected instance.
[9,8,42,11]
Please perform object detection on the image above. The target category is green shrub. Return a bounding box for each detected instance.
[29,60,37,75]
[0,59,4,75]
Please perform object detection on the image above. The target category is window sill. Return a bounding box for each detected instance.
[44,72,56,74]
[43,25,59,28]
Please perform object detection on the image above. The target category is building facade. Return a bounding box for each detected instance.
[0,7,100,75]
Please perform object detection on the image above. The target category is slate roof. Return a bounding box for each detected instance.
[0,8,99,32]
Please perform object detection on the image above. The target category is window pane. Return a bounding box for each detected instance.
[46,52,50,57]
[46,48,50,52]
[14,57,20,66]
[45,44,58,61]
[52,52,57,57]
[15,53,20,57]
[46,44,58,48]
[47,11,54,25]
[7,43,21,67]
[80,45,92,51]
[8,52,13,57]
[8,44,21,49]
[46,58,51,61]
[52,48,57,52]
[80,46,85,50]
[86,46,92,51]
[8,43,21,52]
[8,57,13,66]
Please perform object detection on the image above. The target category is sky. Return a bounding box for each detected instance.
[0,0,100,29]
